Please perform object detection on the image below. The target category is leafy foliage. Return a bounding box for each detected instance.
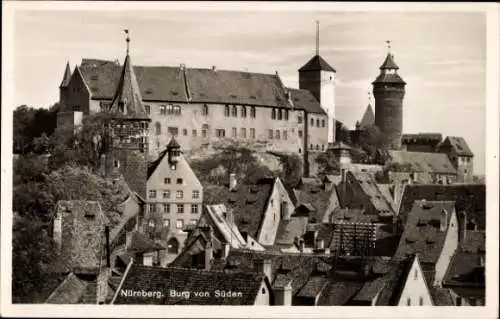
[13,104,59,154]
[315,151,340,178]
[268,151,303,189]
[352,125,390,164]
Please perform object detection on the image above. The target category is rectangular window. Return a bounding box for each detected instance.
[163,219,170,228]
[231,105,238,117]
[177,204,184,214]
[192,190,200,199]
[164,178,171,184]
[191,204,198,214]
[277,109,282,120]
[149,203,156,213]
[202,130,207,138]
[250,128,256,139]
[311,118,314,126]
[145,105,151,115]
[232,127,237,138]
[298,116,303,124]
[268,129,273,139]
[170,164,176,171]
[183,129,188,136]
[163,190,171,199]
[216,129,226,137]
[176,190,183,199]
[406,298,411,306]
[419,297,423,306]
[241,106,247,118]
[283,130,287,140]
[149,190,157,199]
[176,219,184,229]
[250,107,256,118]
[163,203,170,213]
[160,105,167,115]
[189,219,198,225]
[284,110,289,120]
[241,128,246,138]
[168,127,179,136]
[176,178,183,184]
[275,130,280,140]
[224,105,230,117]
[192,129,197,137]
[298,130,303,138]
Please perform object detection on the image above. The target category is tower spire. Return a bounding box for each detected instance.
[386,40,392,54]
[124,29,130,55]
[316,20,320,56]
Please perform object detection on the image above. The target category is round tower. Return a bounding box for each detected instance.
[372,44,406,149]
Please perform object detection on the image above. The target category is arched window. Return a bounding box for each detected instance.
[316,119,320,127]
[202,104,209,116]
[155,122,161,135]
[224,105,230,117]
[241,105,247,117]
[271,108,276,120]
[167,237,179,254]
[250,106,256,118]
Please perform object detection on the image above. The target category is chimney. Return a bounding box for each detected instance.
[229,173,237,191]
[440,209,448,232]
[273,281,292,306]
[212,65,217,72]
[105,226,111,267]
[254,258,273,282]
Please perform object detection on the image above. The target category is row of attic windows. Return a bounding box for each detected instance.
[148,203,200,215]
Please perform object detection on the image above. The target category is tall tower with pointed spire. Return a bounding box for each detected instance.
[59,61,72,109]
[101,30,151,198]
[372,42,406,149]
[299,21,337,144]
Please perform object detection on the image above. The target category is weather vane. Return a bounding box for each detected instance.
[316,20,320,56]
[386,40,392,53]
[124,29,130,54]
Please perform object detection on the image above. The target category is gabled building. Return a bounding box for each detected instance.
[393,200,459,287]
[386,150,457,185]
[292,176,340,223]
[111,263,273,305]
[352,254,433,306]
[146,137,204,265]
[204,176,294,247]
[442,230,485,306]
[438,136,474,183]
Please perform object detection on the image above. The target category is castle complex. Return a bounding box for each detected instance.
[56,30,475,189]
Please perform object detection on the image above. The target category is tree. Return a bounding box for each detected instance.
[315,151,340,178]
[13,104,59,154]
[269,151,303,189]
[353,125,390,164]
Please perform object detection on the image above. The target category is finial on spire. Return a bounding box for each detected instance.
[386,40,392,53]
[368,91,372,104]
[316,20,320,56]
[124,29,130,55]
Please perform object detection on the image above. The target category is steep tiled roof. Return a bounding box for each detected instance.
[202,204,247,248]
[348,171,394,215]
[113,264,265,305]
[387,150,457,174]
[442,231,485,294]
[55,200,108,274]
[297,276,328,298]
[398,184,485,230]
[352,275,387,303]
[60,62,72,88]
[298,55,336,72]
[358,104,375,129]
[45,273,88,304]
[79,59,294,108]
[203,179,275,239]
[317,280,366,305]
[275,217,308,246]
[393,200,456,264]
[379,53,400,70]
[147,149,168,179]
[439,136,474,157]
[287,88,326,115]
[108,55,149,119]
[127,231,165,252]
[375,255,414,306]
[430,287,454,306]
[293,181,339,223]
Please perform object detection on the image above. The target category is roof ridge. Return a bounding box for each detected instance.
[133,264,263,277]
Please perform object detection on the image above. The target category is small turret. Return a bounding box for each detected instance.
[167,137,181,165]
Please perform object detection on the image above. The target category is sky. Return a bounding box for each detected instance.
[13,7,487,174]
